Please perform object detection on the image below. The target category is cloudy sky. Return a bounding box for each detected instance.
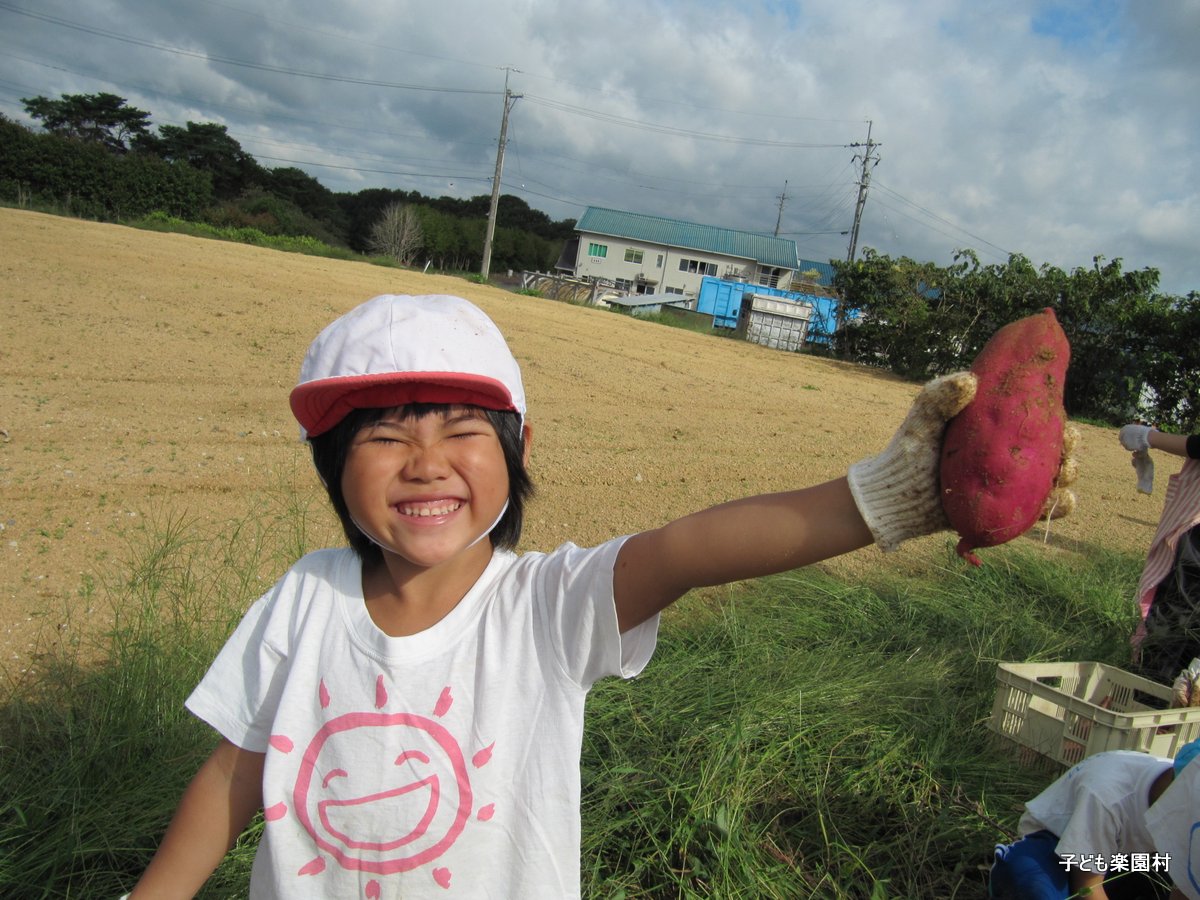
[1,0,1197,295]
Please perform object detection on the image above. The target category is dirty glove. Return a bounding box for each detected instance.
[1173,658,1200,708]
[848,372,977,551]
[1038,423,1080,521]
[1132,449,1154,495]
[1119,423,1153,452]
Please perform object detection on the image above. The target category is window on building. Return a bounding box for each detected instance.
[758,266,786,288]
[678,258,718,276]
[624,248,644,264]
[664,286,684,295]
[657,254,664,267]
[614,278,634,292]
[588,242,608,259]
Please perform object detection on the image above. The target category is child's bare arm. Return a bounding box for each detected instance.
[1120,424,1192,458]
[615,478,872,631]
[1149,430,1192,457]
[129,738,265,899]
[1069,869,1108,898]
[613,373,977,632]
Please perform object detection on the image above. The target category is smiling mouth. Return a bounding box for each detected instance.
[397,501,463,518]
[318,776,439,852]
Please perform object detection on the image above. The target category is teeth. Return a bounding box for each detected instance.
[399,502,461,518]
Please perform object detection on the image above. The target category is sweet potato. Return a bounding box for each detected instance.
[940,308,1071,565]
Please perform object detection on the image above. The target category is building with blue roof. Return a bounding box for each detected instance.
[563,207,832,304]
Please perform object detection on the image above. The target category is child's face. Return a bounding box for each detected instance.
[341,405,511,572]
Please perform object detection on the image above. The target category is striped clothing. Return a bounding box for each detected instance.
[1133,455,1200,649]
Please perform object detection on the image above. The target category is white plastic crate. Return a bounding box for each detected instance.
[988,661,1200,768]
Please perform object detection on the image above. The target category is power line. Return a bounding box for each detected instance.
[188,0,507,74]
[522,94,850,149]
[0,46,501,157]
[871,179,1014,258]
[252,154,490,184]
[2,42,853,205]
[1,2,870,248]
[0,1,501,95]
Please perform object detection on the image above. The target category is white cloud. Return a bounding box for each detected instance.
[0,0,1195,294]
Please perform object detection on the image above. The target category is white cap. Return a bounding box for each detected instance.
[289,294,526,438]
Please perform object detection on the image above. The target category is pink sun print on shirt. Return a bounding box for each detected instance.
[264,678,496,895]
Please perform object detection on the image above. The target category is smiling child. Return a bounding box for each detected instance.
[129,292,978,899]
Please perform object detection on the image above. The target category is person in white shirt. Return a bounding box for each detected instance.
[990,739,1200,899]
[127,292,990,898]
[1118,425,1200,683]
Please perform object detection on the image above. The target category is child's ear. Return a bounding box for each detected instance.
[521,422,533,467]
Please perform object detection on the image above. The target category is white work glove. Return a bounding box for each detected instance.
[848,372,977,552]
[1133,449,1154,495]
[1119,423,1153,452]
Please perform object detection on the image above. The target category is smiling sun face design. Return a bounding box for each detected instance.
[265,678,495,895]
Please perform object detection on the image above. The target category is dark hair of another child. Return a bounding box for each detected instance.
[308,404,533,562]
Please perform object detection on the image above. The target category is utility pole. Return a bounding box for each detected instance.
[846,120,880,264]
[835,121,881,345]
[481,69,522,279]
[773,179,788,237]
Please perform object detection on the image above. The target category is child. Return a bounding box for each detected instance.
[989,739,1200,900]
[1119,425,1200,683]
[129,293,978,899]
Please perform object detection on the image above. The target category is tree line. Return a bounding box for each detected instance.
[0,92,573,273]
[4,93,1195,429]
[831,249,1198,432]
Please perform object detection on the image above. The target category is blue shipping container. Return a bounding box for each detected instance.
[697,276,842,342]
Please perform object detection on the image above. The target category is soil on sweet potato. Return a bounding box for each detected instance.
[0,208,1172,670]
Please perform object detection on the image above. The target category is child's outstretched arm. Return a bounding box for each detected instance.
[129,738,265,899]
[613,373,977,632]
[1120,424,1195,458]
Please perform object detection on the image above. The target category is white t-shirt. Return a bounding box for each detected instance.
[186,538,658,899]
[1019,750,1173,863]
[1145,753,1200,900]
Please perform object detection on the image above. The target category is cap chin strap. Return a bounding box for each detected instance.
[467,499,508,549]
[350,499,509,557]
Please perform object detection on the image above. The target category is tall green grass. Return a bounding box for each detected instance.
[0,487,319,899]
[580,552,1143,898]
[0,490,1145,898]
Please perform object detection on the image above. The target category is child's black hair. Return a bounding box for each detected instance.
[308,403,533,562]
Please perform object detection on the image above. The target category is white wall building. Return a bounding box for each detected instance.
[561,207,801,305]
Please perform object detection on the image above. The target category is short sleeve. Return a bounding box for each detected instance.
[184,590,290,752]
[1052,787,1120,858]
[531,537,659,690]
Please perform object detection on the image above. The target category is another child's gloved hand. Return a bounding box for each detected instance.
[847,372,977,552]
[1132,449,1154,495]
[1119,423,1153,452]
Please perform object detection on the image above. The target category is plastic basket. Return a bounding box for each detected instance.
[988,661,1200,769]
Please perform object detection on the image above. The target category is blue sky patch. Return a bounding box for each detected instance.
[1031,0,1124,48]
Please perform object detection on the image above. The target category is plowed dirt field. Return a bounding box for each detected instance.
[0,208,1173,669]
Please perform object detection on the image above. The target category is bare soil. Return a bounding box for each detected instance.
[0,208,1175,670]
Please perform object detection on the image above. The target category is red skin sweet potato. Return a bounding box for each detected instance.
[940,308,1070,565]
